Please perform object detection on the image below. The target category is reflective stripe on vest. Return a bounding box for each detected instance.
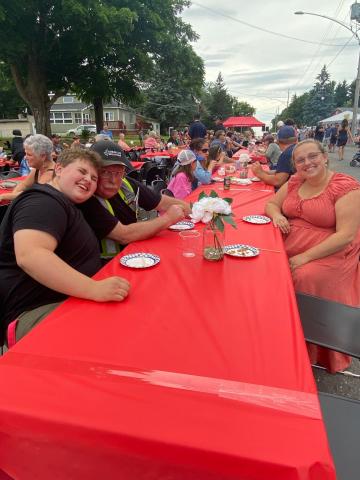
[95,178,135,259]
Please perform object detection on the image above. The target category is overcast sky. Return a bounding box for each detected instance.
[181,0,359,123]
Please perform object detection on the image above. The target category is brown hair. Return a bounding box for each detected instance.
[205,144,222,168]
[190,138,207,152]
[176,163,194,182]
[292,139,326,166]
[214,129,226,139]
[57,148,102,172]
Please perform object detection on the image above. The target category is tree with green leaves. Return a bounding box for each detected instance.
[302,66,335,125]
[0,62,27,119]
[0,1,200,135]
[73,0,203,132]
[0,1,137,135]
[334,80,351,108]
[140,39,204,130]
[203,72,234,124]
[231,99,256,117]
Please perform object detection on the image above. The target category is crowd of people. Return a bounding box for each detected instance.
[0,116,359,375]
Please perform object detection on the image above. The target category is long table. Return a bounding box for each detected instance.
[0,179,335,479]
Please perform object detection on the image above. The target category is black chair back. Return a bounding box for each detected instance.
[296,293,360,480]
[296,293,360,358]
[151,179,167,195]
[143,166,166,185]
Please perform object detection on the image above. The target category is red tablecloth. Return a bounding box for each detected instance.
[130,161,144,170]
[0,181,335,479]
[140,150,179,159]
[0,176,27,205]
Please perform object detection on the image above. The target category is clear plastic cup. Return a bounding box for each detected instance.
[179,230,200,257]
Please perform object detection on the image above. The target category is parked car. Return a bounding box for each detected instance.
[66,125,97,136]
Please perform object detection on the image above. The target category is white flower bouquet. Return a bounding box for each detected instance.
[190,191,236,260]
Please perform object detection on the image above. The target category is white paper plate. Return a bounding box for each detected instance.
[250,177,261,182]
[223,244,259,258]
[230,178,252,185]
[242,215,271,224]
[168,221,194,231]
[0,180,18,189]
[120,253,160,269]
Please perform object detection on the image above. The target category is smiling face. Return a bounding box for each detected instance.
[293,142,327,180]
[95,164,125,199]
[55,159,98,203]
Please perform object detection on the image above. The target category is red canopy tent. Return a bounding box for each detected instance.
[223,116,265,128]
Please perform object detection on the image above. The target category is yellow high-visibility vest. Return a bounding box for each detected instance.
[96,178,135,259]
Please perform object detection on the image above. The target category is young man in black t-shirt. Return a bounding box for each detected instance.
[0,149,130,346]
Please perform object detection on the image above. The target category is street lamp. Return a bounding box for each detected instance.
[295,9,360,137]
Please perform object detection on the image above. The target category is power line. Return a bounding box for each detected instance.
[327,34,355,67]
[192,1,357,48]
[294,1,345,89]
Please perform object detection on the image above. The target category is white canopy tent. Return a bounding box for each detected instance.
[319,110,360,124]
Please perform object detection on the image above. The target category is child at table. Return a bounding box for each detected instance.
[167,150,197,199]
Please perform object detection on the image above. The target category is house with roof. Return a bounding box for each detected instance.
[50,95,160,135]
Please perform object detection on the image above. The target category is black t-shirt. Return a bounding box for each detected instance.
[79,178,161,239]
[0,184,101,333]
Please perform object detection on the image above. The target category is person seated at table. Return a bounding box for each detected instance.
[71,136,85,149]
[144,131,160,151]
[118,133,131,151]
[265,139,360,373]
[167,150,197,199]
[190,138,214,185]
[167,129,180,146]
[262,134,281,167]
[78,141,188,260]
[210,130,227,152]
[0,134,56,203]
[251,126,297,188]
[225,132,242,156]
[0,148,130,347]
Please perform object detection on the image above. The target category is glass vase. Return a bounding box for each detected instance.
[203,221,224,261]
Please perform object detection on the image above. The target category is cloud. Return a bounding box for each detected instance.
[181,0,356,122]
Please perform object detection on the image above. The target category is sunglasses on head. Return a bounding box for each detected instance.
[201,148,209,153]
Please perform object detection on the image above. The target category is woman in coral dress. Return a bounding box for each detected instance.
[266,139,360,372]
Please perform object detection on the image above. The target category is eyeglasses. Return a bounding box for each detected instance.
[201,148,209,153]
[294,151,322,165]
[100,170,124,179]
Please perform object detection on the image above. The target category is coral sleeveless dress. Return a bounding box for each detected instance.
[282,173,360,372]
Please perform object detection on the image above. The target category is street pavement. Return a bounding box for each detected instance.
[311,144,360,400]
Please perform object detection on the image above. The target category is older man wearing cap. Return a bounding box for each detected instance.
[251,126,297,188]
[78,141,189,259]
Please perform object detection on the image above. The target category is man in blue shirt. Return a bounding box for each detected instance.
[188,113,207,139]
[251,126,297,188]
[99,125,113,139]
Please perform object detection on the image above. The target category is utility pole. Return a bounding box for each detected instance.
[286,90,290,109]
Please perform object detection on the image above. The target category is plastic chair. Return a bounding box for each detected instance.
[150,179,167,195]
[143,166,165,185]
[139,161,156,183]
[296,292,360,480]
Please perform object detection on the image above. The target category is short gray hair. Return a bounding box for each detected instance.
[24,134,53,161]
